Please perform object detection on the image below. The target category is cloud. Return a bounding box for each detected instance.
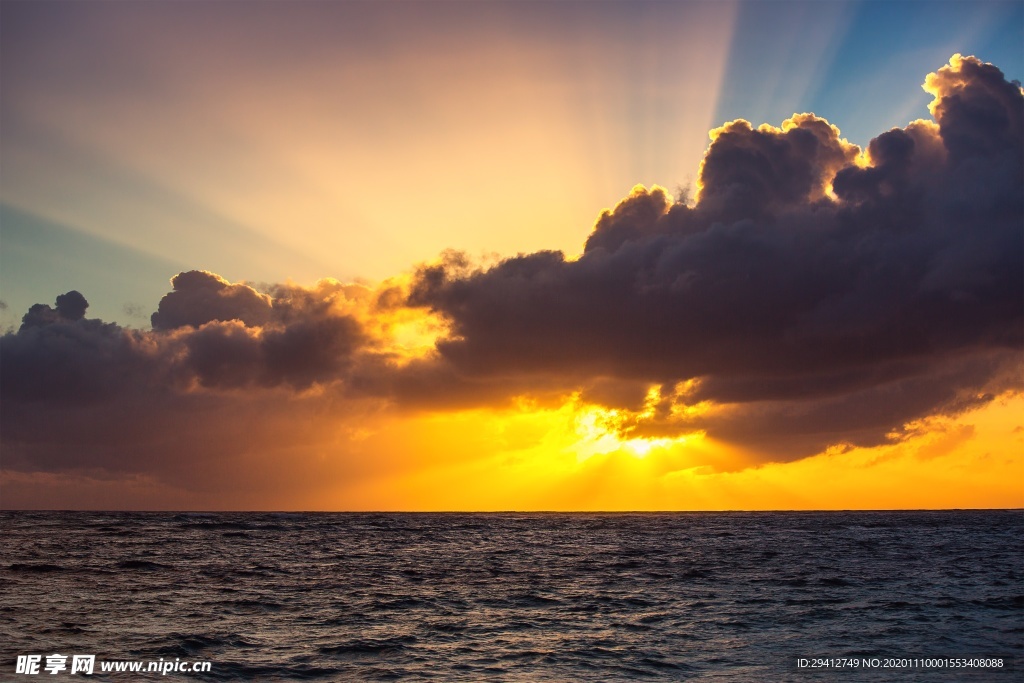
[408,54,1023,456]
[694,113,859,222]
[924,54,1023,163]
[2,292,160,404]
[1,55,1021,502]
[19,290,90,328]
[3,273,387,403]
[150,270,273,330]
[181,315,364,391]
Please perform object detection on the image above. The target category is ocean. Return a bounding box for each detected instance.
[1,511,1021,681]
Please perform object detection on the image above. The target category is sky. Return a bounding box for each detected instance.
[1,0,1022,510]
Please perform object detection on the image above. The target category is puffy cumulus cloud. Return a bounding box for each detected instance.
[409,55,1024,458]
[1,279,371,401]
[181,316,363,390]
[924,54,1023,163]
[150,270,272,330]
[20,290,90,328]
[2,292,166,404]
[165,276,379,391]
[695,113,859,221]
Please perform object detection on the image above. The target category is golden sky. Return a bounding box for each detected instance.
[1,3,1022,511]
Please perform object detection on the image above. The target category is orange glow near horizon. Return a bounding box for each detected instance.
[308,390,1024,512]
[2,390,1020,511]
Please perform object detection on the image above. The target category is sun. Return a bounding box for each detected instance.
[568,388,705,461]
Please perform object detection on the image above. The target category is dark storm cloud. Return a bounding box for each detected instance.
[409,55,1024,455]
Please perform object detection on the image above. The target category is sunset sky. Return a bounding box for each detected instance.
[2,0,1022,510]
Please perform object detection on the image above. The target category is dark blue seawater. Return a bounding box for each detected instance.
[1,511,1021,681]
